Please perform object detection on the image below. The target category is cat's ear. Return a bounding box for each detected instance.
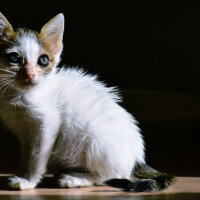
[39,13,64,56]
[0,12,14,38]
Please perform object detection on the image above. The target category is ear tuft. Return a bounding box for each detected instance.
[0,12,14,37]
[40,13,64,56]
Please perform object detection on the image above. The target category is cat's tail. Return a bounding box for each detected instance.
[105,163,175,192]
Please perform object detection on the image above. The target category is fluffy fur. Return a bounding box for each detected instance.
[0,12,174,191]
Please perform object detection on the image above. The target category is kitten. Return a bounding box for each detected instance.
[0,12,175,191]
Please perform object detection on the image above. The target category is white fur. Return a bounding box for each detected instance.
[0,13,145,190]
[58,173,95,188]
[8,176,36,190]
[0,67,145,189]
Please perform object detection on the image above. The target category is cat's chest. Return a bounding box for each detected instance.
[19,89,58,121]
[1,89,58,135]
[0,88,56,131]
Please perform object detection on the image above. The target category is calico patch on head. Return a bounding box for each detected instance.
[0,12,64,90]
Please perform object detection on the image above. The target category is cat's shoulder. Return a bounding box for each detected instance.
[52,66,103,88]
[52,66,121,102]
[55,67,98,82]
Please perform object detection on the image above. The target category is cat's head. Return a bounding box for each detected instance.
[0,12,64,91]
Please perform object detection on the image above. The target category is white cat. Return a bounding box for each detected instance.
[0,12,174,191]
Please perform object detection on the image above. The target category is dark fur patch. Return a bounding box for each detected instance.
[105,163,175,192]
[105,179,132,189]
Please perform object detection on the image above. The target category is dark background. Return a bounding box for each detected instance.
[0,1,199,176]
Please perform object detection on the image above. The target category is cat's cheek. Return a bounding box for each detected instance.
[8,176,36,190]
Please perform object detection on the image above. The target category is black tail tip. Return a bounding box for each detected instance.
[105,174,176,193]
[104,179,132,189]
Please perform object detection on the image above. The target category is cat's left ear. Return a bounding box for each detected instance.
[0,12,14,38]
[39,13,64,56]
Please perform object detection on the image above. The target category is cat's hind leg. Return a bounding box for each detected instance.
[57,173,101,188]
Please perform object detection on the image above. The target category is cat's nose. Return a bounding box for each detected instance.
[23,66,36,82]
[25,69,36,81]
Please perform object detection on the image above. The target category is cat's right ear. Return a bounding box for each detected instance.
[0,12,14,38]
[39,13,64,56]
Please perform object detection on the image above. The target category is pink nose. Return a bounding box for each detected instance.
[25,69,36,81]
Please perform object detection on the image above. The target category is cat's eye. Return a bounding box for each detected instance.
[38,54,49,67]
[7,52,21,64]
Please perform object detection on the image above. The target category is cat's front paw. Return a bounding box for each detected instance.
[8,176,36,190]
[57,174,93,188]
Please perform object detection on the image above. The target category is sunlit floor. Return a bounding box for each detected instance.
[0,176,200,200]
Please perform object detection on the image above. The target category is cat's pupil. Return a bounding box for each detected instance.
[38,54,49,67]
[7,53,21,64]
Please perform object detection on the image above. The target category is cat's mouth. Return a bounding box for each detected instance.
[22,78,36,85]
[15,78,38,90]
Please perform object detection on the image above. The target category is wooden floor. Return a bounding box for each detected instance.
[0,176,200,200]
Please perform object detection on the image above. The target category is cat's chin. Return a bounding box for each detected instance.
[15,80,38,91]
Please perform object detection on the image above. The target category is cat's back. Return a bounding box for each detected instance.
[48,67,120,104]
[39,67,128,126]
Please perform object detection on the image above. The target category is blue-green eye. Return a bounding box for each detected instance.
[38,54,49,67]
[7,52,21,64]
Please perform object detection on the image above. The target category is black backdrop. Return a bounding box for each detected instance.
[1,1,199,90]
[0,1,199,176]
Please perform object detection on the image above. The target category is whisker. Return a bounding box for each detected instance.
[0,79,12,90]
[0,80,10,86]
[0,68,16,75]
[0,78,8,81]
[0,74,14,76]
[9,82,15,93]
[0,79,14,85]
[0,78,15,80]
[0,80,14,98]
[0,75,15,78]
[7,80,15,93]
[1,84,11,98]
[0,83,9,94]
[0,78,10,81]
